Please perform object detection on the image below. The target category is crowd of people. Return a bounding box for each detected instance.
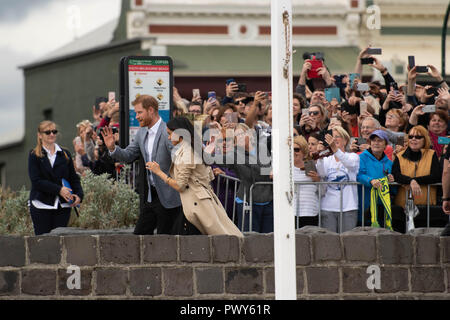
[28,46,450,236]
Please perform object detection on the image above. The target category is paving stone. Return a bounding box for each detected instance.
[22,269,56,295]
[99,235,140,264]
[58,268,92,296]
[179,235,210,263]
[95,268,128,295]
[225,267,263,294]
[163,267,193,297]
[64,235,97,266]
[196,267,223,294]
[0,236,25,267]
[28,236,62,264]
[143,235,177,263]
[129,268,162,296]
[212,235,240,263]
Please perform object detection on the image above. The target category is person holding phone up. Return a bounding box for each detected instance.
[316,126,360,233]
[28,121,83,235]
[292,135,320,228]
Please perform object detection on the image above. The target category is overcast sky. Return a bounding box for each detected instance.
[0,0,121,147]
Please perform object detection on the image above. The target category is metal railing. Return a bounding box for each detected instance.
[216,174,444,233]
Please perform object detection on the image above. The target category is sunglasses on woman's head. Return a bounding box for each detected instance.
[293,148,301,153]
[43,130,58,135]
[309,111,320,116]
[408,135,424,140]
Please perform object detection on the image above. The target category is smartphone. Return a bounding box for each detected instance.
[304,160,317,174]
[416,66,429,73]
[360,57,375,64]
[357,83,370,91]
[350,137,358,146]
[438,136,450,145]
[208,91,216,100]
[408,56,415,69]
[422,105,436,113]
[333,74,346,89]
[325,87,341,102]
[390,82,399,95]
[307,58,324,79]
[108,91,115,102]
[302,108,309,116]
[357,138,367,145]
[226,78,235,85]
[360,101,368,114]
[349,73,360,86]
[396,135,405,147]
[367,48,382,55]
[192,89,200,98]
[426,87,438,96]
[237,83,247,92]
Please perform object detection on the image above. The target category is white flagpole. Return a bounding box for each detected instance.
[271,0,297,300]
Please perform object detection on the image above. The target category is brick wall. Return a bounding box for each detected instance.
[0,227,449,299]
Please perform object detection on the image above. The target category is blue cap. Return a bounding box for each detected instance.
[369,130,389,143]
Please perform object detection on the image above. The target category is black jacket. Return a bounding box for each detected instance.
[28,147,84,206]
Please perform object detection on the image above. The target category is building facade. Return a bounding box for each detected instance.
[0,0,448,190]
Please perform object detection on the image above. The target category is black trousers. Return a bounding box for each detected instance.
[134,186,181,235]
[29,203,71,236]
[295,216,319,229]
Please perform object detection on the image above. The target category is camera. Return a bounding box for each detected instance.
[303,52,324,61]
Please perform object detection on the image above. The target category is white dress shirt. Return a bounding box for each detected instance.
[32,144,71,210]
[146,117,162,186]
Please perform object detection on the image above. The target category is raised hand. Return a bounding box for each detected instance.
[101,127,116,152]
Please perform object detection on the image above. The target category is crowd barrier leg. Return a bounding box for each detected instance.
[232,183,238,224]
[362,186,365,227]
[318,185,322,228]
[339,185,343,234]
[427,184,430,228]
[224,178,229,211]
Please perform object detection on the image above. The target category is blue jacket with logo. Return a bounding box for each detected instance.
[357,149,393,213]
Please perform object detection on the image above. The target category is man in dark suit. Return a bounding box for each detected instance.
[102,95,182,235]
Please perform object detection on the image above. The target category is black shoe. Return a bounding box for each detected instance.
[441,223,450,237]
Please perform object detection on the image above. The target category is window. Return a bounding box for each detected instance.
[395,65,404,75]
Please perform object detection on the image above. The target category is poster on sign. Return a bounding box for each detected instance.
[120,56,173,145]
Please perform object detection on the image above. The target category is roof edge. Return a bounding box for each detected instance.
[19,37,155,70]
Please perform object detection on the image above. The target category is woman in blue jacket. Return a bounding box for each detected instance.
[28,121,83,235]
[357,130,395,227]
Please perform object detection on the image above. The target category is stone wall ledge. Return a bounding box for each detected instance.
[1,226,449,299]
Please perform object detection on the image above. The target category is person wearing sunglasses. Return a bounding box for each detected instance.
[391,125,442,232]
[28,121,83,235]
[299,104,326,140]
[293,135,320,228]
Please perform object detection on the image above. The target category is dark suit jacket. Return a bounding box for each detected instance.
[111,119,181,208]
[28,147,84,206]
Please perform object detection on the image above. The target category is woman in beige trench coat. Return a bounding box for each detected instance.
[146,117,243,237]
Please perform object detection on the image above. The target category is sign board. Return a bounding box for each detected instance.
[119,56,173,146]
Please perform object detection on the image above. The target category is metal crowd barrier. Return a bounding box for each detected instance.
[216,174,444,233]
